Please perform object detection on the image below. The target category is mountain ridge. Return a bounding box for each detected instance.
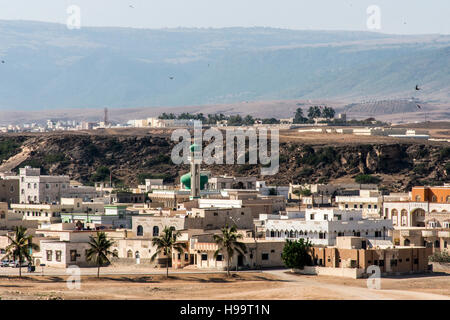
[0,20,449,116]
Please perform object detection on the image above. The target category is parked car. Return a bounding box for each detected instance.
[0,260,11,267]
[9,261,29,268]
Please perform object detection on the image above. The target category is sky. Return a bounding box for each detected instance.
[0,0,448,34]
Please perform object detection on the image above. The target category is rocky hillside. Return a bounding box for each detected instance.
[0,133,449,192]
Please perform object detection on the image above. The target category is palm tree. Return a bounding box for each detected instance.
[213,224,247,277]
[151,226,187,278]
[85,232,117,278]
[4,226,39,278]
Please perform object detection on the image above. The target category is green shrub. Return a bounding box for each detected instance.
[413,163,429,175]
[281,239,313,270]
[429,251,450,263]
[354,174,381,184]
[440,147,450,160]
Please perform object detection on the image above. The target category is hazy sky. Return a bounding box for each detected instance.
[0,0,448,34]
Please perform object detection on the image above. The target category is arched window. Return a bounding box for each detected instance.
[401,209,408,226]
[415,195,421,202]
[391,209,398,225]
[432,195,437,202]
[135,251,140,259]
[289,230,294,238]
[127,250,133,258]
[137,225,144,236]
[153,226,159,237]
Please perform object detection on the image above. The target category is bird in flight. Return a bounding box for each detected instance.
[415,85,421,90]
[416,104,422,109]
[129,5,135,8]
[1,60,4,64]
[169,76,174,80]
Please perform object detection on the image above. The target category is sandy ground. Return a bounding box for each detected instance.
[0,268,449,300]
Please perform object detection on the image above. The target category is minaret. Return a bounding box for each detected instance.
[189,143,201,199]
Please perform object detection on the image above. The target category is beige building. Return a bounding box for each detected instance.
[307,236,432,278]
[191,232,285,270]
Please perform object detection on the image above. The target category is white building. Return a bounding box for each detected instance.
[262,208,392,246]
[335,189,382,218]
[19,167,70,204]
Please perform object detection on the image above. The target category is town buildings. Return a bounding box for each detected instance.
[262,208,392,246]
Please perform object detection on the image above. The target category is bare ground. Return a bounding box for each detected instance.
[1,270,449,300]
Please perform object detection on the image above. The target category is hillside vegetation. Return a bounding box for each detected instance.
[0,133,448,192]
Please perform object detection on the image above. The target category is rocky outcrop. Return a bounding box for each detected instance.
[0,134,448,192]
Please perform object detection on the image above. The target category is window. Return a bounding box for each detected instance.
[359,204,363,209]
[185,253,189,261]
[46,184,50,189]
[213,212,218,216]
[432,195,437,202]
[368,205,372,209]
[27,183,31,188]
[374,205,377,209]
[56,250,62,262]
[414,258,419,265]
[390,259,397,267]
[353,204,357,209]
[137,225,144,236]
[443,222,450,229]
[310,214,315,220]
[345,204,348,209]
[375,231,382,237]
[379,260,384,267]
[46,250,52,261]
[324,214,328,220]
[127,250,133,258]
[201,254,208,261]
[261,253,269,260]
[70,250,77,262]
[415,195,421,201]
[216,254,223,261]
[153,226,159,237]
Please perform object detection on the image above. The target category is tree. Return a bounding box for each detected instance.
[307,106,322,119]
[151,226,187,278]
[299,188,312,196]
[213,224,247,277]
[293,108,307,124]
[281,238,313,270]
[4,226,39,277]
[322,106,335,119]
[243,115,255,126]
[86,232,117,278]
[227,115,243,126]
[354,174,381,184]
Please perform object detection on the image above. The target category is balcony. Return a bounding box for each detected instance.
[438,231,450,238]
[400,230,411,237]
[422,230,437,237]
